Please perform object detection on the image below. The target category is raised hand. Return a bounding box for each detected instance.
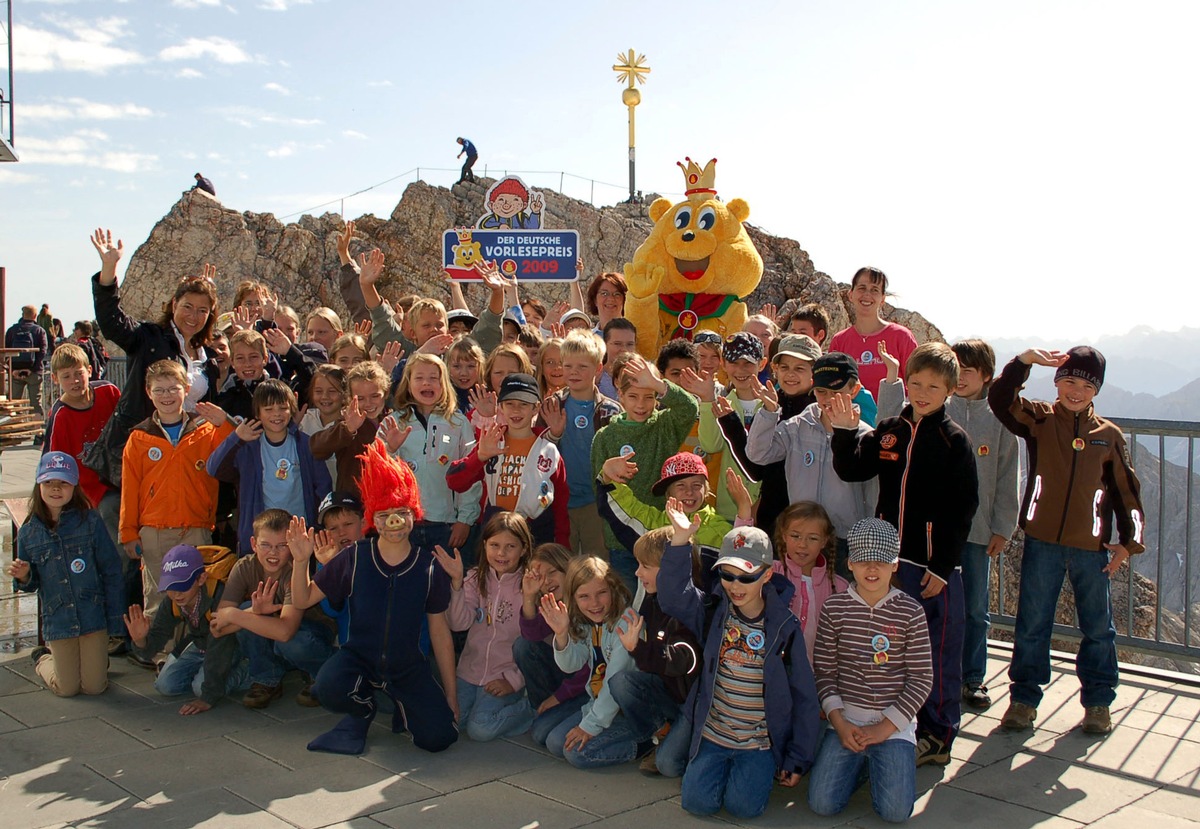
[344,396,366,434]
[261,291,279,322]
[521,566,545,600]
[620,354,665,393]
[828,392,860,429]
[475,259,513,290]
[236,418,264,442]
[665,496,702,541]
[711,395,735,419]
[230,305,255,334]
[354,318,373,338]
[286,515,315,562]
[357,249,385,287]
[5,559,30,583]
[549,322,567,339]
[759,302,780,324]
[381,416,412,454]
[540,394,567,437]
[263,327,292,357]
[123,604,151,644]
[538,592,570,636]
[417,333,455,356]
[90,228,124,281]
[337,220,355,265]
[529,192,544,214]
[601,451,638,484]
[312,529,340,565]
[477,422,507,461]
[616,608,644,653]
[678,366,717,402]
[751,377,779,412]
[378,340,405,374]
[878,340,900,381]
[725,468,753,519]
[200,262,218,283]
[432,545,464,589]
[468,384,497,418]
[250,578,283,616]
[548,300,571,326]
[194,401,229,427]
[1019,348,1068,368]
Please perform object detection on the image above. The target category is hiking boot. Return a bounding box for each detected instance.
[107,637,128,656]
[639,747,661,776]
[1001,701,1037,731]
[962,683,992,711]
[296,675,320,708]
[242,683,283,710]
[915,734,951,767]
[30,646,50,666]
[1081,706,1113,735]
[127,651,158,671]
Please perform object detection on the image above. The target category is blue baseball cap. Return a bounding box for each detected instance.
[36,452,79,486]
[158,545,205,593]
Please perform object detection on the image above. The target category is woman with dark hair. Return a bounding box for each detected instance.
[585,272,627,333]
[86,228,220,487]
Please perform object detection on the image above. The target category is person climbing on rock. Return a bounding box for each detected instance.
[456,137,478,184]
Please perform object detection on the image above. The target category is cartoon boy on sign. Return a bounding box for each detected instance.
[477,175,543,230]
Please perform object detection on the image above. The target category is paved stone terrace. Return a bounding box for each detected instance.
[2,446,1198,828]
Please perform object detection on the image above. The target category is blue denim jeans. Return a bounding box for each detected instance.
[456,677,535,741]
[155,643,249,698]
[1009,536,1118,708]
[680,737,776,818]
[545,709,640,769]
[238,610,336,687]
[807,728,916,824]
[607,669,690,777]
[961,541,991,686]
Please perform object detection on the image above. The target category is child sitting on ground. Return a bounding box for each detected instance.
[807,519,933,825]
[435,512,537,741]
[772,502,848,664]
[7,453,124,697]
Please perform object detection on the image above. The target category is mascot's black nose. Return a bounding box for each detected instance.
[682,230,695,242]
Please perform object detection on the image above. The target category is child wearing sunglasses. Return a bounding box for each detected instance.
[657,504,820,820]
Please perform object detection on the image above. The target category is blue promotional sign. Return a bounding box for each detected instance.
[443,227,580,282]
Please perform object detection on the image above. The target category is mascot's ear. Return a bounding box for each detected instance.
[649,197,674,223]
[727,198,751,224]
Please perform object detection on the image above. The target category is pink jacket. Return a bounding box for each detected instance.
[772,554,849,666]
[447,568,525,691]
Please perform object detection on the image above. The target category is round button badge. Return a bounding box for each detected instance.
[574,415,589,429]
[70,558,86,574]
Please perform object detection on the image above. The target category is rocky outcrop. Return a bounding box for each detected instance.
[118,181,942,342]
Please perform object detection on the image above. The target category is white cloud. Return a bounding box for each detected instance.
[0,168,40,185]
[216,105,322,128]
[258,0,312,10]
[172,0,221,7]
[263,82,291,95]
[15,16,145,73]
[176,68,205,79]
[342,130,368,140]
[266,140,327,159]
[159,36,253,64]
[22,98,153,121]
[366,80,393,88]
[18,130,157,173]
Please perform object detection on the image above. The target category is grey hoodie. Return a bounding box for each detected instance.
[746,403,877,539]
[878,379,1019,545]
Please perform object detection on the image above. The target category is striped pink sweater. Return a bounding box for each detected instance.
[813,586,932,733]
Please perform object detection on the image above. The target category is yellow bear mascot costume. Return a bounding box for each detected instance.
[623,158,764,359]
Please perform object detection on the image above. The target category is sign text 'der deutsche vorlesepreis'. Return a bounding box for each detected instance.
[442,228,581,282]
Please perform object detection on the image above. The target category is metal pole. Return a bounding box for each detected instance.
[628,105,636,202]
[7,0,13,148]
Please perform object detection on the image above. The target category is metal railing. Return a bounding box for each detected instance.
[992,417,1199,667]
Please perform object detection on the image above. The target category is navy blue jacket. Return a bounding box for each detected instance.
[657,543,820,776]
[207,423,332,554]
[14,509,125,641]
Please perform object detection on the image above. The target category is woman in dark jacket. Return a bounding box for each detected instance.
[86,228,220,487]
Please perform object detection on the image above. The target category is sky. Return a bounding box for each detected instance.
[1,0,1197,344]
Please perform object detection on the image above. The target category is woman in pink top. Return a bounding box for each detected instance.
[829,267,918,399]
[435,512,536,741]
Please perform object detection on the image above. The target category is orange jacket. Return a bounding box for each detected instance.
[119,412,235,543]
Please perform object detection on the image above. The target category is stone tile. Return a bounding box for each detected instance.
[580,798,736,828]
[0,760,136,827]
[1114,687,1200,721]
[0,663,41,695]
[371,780,592,829]
[502,758,680,818]
[364,733,557,794]
[3,717,147,771]
[1040,725,1200,786]
[86,736,287,802]
[1137,783,1200,820]
[950,750,1157,823]
[903,784,1086,828]
[1088,804,1200,829]
[97,695,272,748]
[0,708,24,733]
[0,684,154,728]
[1107,705,1200,744]
[226,760,436,829]
[955,716,1058,767]
[1165,766,1200,792]
[73,788,292,829]
[225,712,348,769]
[722,785,874,828]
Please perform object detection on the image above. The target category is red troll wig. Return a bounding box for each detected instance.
[356,440,423,525]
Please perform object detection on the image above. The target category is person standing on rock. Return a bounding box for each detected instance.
[192,173,216,197]
[455,137,478,184]
[85,228,221,488]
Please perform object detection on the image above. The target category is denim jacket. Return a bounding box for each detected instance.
[14,508,125,641]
